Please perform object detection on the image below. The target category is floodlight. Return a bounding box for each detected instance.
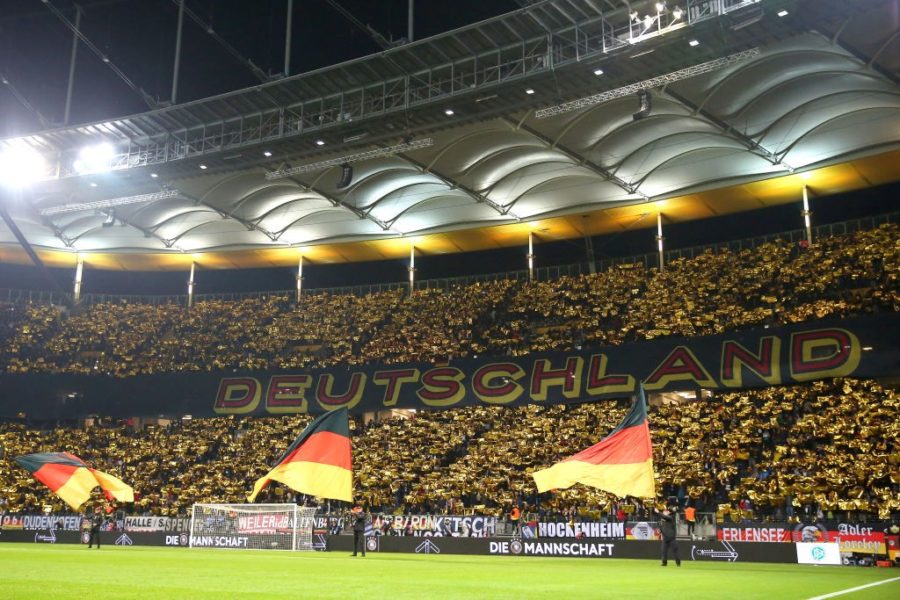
[0,145,47,188]
[73,143,115,174]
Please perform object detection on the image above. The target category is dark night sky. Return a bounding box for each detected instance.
[0,0,520,135]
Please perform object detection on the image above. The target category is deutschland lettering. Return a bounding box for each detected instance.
[0,315,896,419]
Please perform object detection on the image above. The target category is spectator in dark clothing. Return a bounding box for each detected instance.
[656,507,681,567]
[87,508,103,549]
[351,507,367,557]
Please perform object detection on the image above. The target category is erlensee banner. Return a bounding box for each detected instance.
[0,315,896,418]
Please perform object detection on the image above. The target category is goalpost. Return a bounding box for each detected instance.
[189,504,318,551]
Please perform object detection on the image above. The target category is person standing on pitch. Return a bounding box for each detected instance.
[350,506,367,557]
[656,506,681,566]
[87,506,104,549]
[684,504,697,540]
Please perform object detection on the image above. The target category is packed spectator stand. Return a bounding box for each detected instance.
[0,221,897,523]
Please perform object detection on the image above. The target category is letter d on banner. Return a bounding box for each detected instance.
[214,377,262,414]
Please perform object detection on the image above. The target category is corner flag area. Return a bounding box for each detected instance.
[0,544,897,600]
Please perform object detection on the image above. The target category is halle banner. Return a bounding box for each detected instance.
[0,314,897,418]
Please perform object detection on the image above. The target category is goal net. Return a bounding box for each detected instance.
[189,504,317,551]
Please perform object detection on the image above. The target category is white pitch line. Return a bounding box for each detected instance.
[806,576,900,600]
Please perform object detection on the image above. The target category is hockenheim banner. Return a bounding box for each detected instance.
[0,314,897,418]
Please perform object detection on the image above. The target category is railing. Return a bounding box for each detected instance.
[0,211,895,307]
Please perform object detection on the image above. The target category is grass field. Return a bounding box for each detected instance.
[0,544,897,599]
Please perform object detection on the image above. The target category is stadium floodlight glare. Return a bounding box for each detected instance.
[673,7,683,20]
[535,48,760,118]
[263,151,273,157]
[777,10,788,17]
[73,142,115,174]
[266,138,434,180]
[525,88,535,95]
[444,108,455,116]
[315,139,325,146]
[688,39,700,47]
[40,189,181,216]
[593,68,605,76]
[0,144,47,188]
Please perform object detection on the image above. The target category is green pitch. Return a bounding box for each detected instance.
[0,544,897,599]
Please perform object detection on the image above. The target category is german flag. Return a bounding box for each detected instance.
[532,386,656,498]
[249,408,352,502]
[14,452,135,510]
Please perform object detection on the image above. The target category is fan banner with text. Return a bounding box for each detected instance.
[0,314,896,418]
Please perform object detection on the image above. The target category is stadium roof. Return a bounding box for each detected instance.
[1,0,899,271]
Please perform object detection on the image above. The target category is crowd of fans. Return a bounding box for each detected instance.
[0,378,895,519]
[0,223,895,374]
[0,221,896,521]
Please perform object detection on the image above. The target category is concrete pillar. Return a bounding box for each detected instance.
[73,255,84,303]
[187,261,196,307]
[408,245,416,295]
[296,254,304,303]
[527,231,535,282]
[802,185,813,245]
[656,213,665,272]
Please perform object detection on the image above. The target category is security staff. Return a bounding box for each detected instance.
[685,505,697,539]
[656,507,681,567]
[87,507,104,549]
[350,507,367,557]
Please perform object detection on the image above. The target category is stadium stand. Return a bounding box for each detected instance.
[0,222,896,375]
[0,220,896,521]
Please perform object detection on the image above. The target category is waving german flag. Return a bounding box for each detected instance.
[532,386,656,498]
[249,408,352,502]
[14,452,134,510]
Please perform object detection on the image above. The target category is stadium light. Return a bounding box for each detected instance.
[73,143,115,174]
[688,39,700,47]
[777,10,788,17]
[0,144,48,188]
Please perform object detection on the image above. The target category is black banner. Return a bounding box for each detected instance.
[327,536,798,563]
[0,527,797,562]
[1,315,897,418]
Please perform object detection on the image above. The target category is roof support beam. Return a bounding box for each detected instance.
[166,0,269,82]
[286,175,392,231]
[506,117,640,196]
[178,191,280,240]
[662,88,781,165]
[0,203,63,291]
[395,152,510,216]
[41,0,158,109]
